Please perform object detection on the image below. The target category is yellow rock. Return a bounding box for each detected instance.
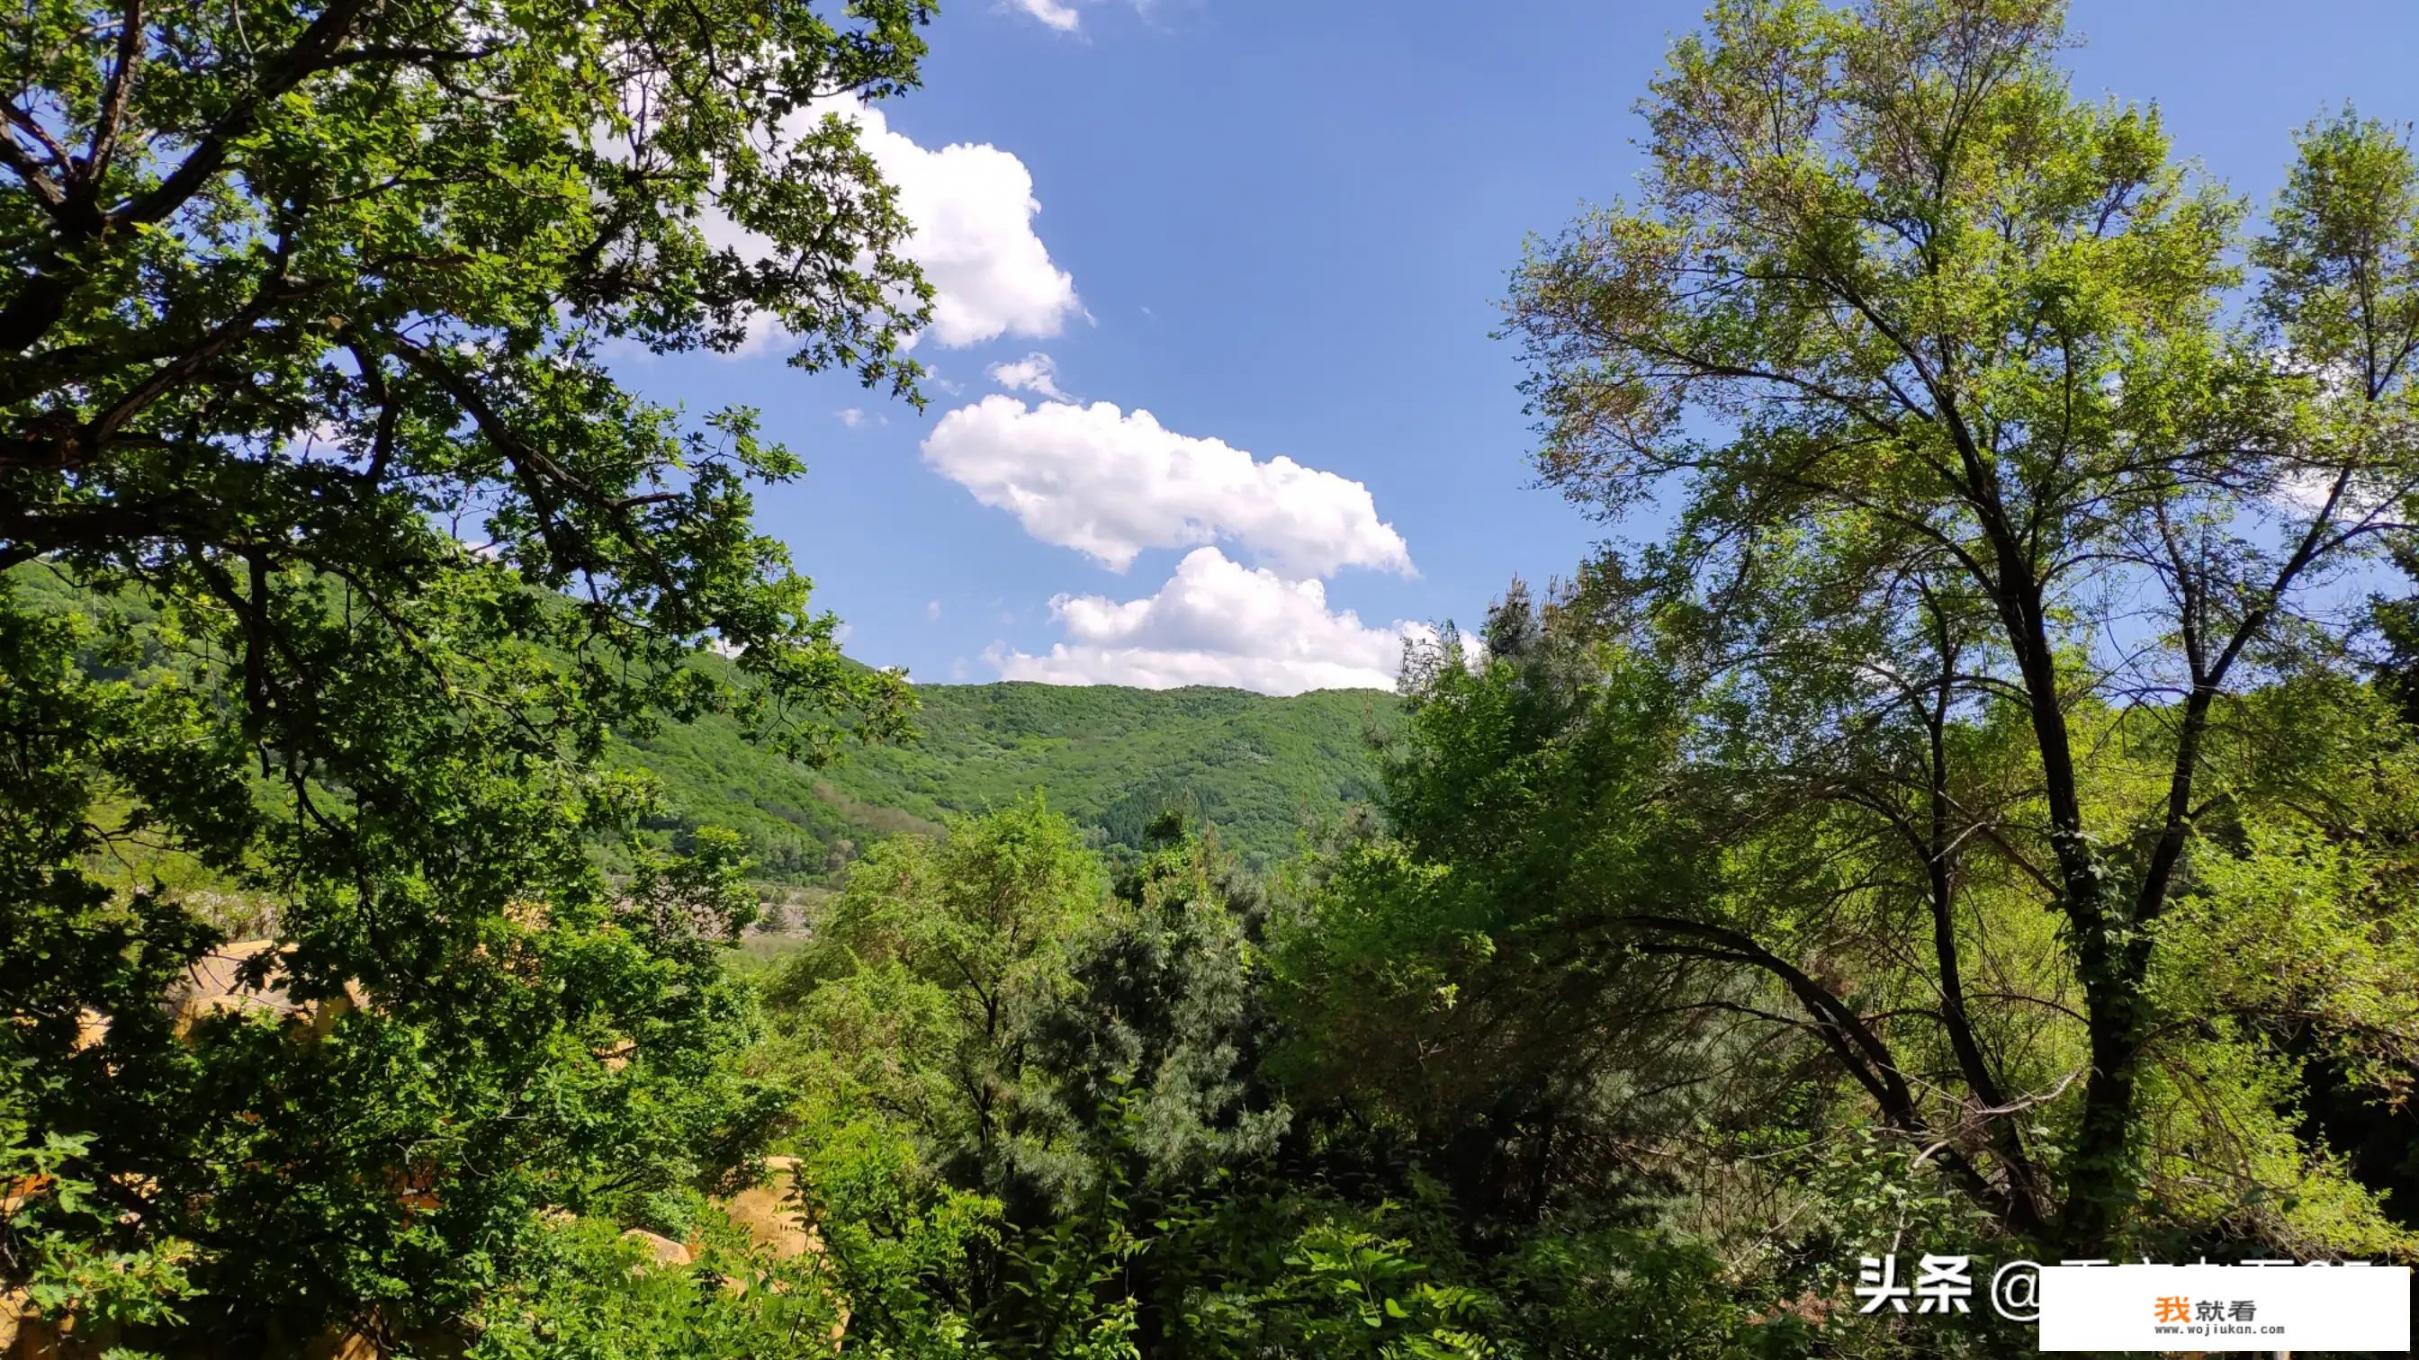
[0,1175,49,1217]
[716,1155,822,1260]
[622,1228,693,1269]
[71,1008,107,1053]
[710,1155,850,1346]
[300,1324,383,1360]
[4,1307,117,1359]
[162,940,293,1035]
[160,941,364,1045]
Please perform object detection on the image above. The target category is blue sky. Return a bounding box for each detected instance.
[615,0,2419,693]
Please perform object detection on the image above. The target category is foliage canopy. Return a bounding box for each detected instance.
[1501,0,2419,1253]
[2,0,930,1350]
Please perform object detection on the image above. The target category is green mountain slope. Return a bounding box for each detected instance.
[9,563,1396,881]
[621,680,1398,880]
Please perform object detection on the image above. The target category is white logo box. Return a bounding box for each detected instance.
[2037,1263,2410,1353]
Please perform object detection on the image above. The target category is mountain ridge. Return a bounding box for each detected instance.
[622,676,1398,880]
[6,563,1398,885]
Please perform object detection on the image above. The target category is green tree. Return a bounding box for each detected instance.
[769,808,1343,1354]
[1502,0,2419,1253]
[1034,817,1291,1191]
[1270,606,1720,1235]
[1,0,929,1348]
[779,797,1105,1234]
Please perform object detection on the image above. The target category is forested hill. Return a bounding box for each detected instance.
[10,558,1394,881]
[622,679,1397,880]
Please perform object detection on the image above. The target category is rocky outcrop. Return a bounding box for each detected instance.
[622,1228,693,1269]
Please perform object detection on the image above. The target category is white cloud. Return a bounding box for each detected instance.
[1001,0,1172,34]
[989,547,1429,694]
[921,395,1415,578]
[687,98,1080,353]
[988,352,1072,401]
[836,407,868,428]
[2270,462,2396,521]
[925,599,944,621]
[1009,0,1082,30]
[829,101,1081,348]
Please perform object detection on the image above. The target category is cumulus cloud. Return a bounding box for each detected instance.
[2269,462,2397,521]
[1002,0,1172,34]
[990,547,1431,694]
[988,352,1072,401]
[835,101,1081,348]
[921,396,1415,577]
[1009,0,1082,30]
[689,99,1080,352]
[836,407,869,428]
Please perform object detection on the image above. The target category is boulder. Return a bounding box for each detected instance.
[3,1307,116,1359]
[715,1155,822,1260]
[622,1228,693,1269]
[159,941,363,1044]
[299,1326,382,1360]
